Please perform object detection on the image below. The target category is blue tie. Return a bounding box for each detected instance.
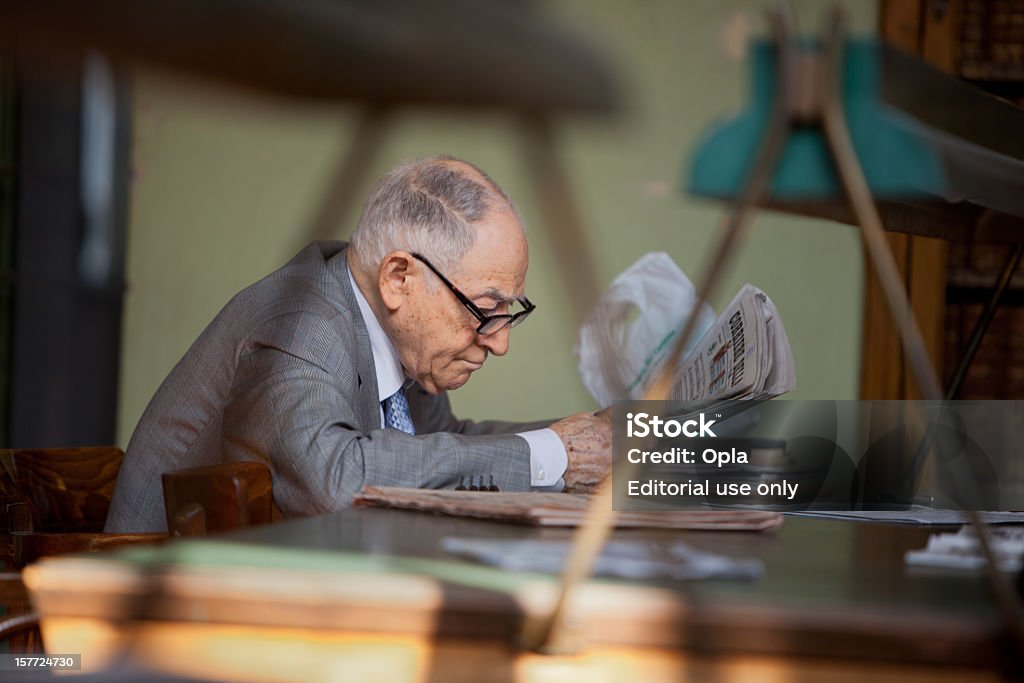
[382,389,415,435]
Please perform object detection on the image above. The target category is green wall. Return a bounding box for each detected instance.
[117,1,876,446]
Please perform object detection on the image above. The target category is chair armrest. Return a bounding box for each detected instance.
[162,462,273,536]
[11,532,166,567]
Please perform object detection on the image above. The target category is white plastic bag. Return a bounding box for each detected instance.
[575,252,715,407]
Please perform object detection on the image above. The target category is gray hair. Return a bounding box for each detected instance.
[350,155,521,277]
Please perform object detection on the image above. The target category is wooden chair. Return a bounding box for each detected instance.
[0,446,126,541]
[0,446,166,567]
[162,462,274,537]
[0,446,164,652]
[0,450,276,652]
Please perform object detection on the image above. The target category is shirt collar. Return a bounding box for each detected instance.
[347,269,406,402]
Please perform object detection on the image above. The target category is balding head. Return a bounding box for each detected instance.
[350,155,523,278]
[348,156,531,394]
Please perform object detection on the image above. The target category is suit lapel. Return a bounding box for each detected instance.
[327,244,381,432]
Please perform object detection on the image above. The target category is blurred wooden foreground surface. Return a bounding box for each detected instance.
[24,508,1013,683]
[0,448,275,655]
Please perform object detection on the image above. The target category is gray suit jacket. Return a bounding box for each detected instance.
[106,242,538,533]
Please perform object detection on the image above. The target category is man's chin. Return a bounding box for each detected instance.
[438,370,474,392]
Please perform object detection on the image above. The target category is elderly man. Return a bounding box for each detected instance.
[106,156,611,533]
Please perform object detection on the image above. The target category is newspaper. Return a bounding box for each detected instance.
[576,254,794,406]
[356,486,784,530]
[674,284,795,402]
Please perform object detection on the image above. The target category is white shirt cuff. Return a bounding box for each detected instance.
[518,428,567,489]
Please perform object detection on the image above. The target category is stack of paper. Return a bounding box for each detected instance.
[905,526,1024,571]
[356,487,783,531]
[442,537,764,581]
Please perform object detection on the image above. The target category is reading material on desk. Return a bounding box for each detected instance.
[576,252,795,406]
[442,537,764,581]
[356,486,783,530]
[906,526,1024,572]
[789,508,1024,526]
[671,283,796,403]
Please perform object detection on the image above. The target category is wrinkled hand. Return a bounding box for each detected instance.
[549,411,612,494]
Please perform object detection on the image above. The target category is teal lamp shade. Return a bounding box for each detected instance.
[689,39,945,201]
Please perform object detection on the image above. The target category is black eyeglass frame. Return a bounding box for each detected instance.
[411,253,535,335]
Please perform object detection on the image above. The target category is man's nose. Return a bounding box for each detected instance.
[477,325,511,356]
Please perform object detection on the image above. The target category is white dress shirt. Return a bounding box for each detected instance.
[348,271,567,488]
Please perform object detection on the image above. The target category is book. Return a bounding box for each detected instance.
[355,486,783,531]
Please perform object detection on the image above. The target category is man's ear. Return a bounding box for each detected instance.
[378,252,415,312]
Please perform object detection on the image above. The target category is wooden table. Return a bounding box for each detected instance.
[22,508,1014,682]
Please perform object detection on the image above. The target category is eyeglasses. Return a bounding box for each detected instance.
[411,253,535,335]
